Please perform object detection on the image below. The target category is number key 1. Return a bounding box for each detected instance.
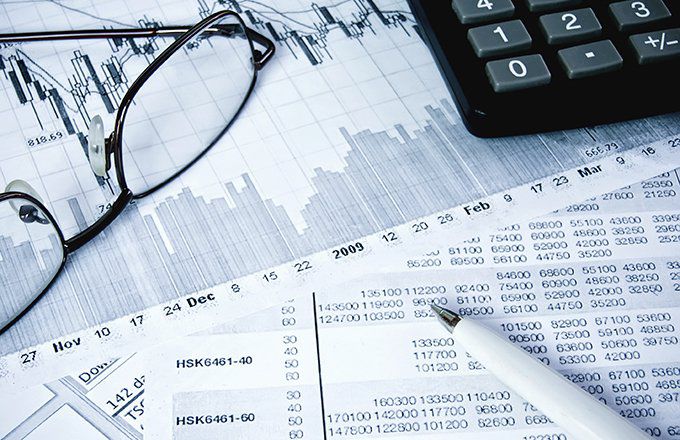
[452,0,515,25]
[468,20,532,57]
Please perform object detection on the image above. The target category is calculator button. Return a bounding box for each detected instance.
[609,0,671,32]
[629,28,680,64]
[539,9,602,45]
[468,20,532,57]
[525,0,580,13]
[558,40,623,79]
[485,55,551,92]
[451,0,515,25]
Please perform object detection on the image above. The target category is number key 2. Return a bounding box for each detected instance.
[524,0,580,13]
[539,8,602,45]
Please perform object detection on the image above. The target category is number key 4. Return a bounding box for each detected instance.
[452,0,515,25]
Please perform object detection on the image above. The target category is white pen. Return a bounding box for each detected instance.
[430,304,649,440]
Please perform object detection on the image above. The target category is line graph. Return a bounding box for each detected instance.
[0,28,162,191]
[217,0,415,65]
[2,0,412,132]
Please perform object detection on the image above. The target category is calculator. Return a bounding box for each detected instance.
[409,0,680,137]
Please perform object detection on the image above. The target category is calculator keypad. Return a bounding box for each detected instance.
[609,0,671,32]
[629,28,680,63]
[449,0,675,92]
[539,8,602,45]
[468,20,533,57]
[451,0,515,24]
[557,40,623,78]
[485,54,552,91]
[411,0,679,135]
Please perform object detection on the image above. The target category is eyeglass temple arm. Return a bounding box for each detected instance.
[0,25,275,69]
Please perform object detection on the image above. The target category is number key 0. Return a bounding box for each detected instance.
[485,54,551,92]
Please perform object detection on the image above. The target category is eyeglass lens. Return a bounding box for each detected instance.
[0,197,64,330]
[120,14,256,195]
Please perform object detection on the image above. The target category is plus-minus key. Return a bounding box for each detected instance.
[630,28,680,64]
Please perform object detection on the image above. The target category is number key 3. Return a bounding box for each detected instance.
[609,0,671,32]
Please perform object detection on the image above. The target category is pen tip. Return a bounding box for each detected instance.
[430,303,445,314]
[430,304,461,331]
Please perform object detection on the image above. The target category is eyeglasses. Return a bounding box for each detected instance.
[0,11,275,334]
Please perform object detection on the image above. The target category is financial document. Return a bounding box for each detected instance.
[143,172,680,439]
[139,171,680,439]
[1,0,679,389]
[3,171,679,439]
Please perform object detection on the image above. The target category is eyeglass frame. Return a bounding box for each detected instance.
[0,10,275,334]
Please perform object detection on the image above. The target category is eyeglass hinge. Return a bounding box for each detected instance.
[104,135,114,171]
[253,49,264,70]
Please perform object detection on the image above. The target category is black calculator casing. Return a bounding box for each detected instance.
[409,0,680,138]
